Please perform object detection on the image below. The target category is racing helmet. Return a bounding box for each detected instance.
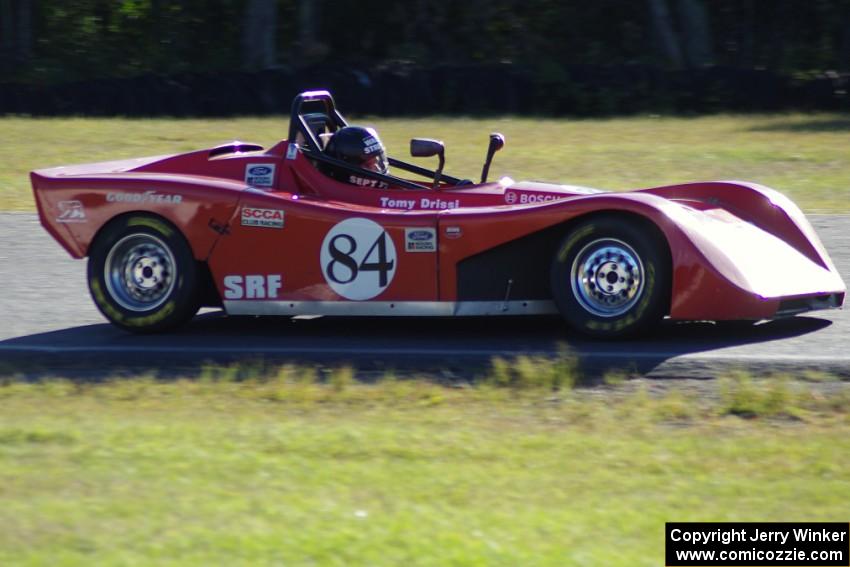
[324,126,389,178]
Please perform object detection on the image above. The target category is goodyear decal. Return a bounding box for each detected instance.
[557,225,595,263]
[90,279,125,324]
[124,301,176,327]
[107,191,182,204]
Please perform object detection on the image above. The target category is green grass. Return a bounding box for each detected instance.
[4,113,850,212]
[1,363,849,566]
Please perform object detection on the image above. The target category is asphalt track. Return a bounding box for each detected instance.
[1,213,848,379]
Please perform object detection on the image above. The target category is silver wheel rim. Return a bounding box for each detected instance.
[570,238,645,317]
[104,233,176,312]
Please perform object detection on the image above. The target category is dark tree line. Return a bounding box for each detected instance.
[2,0,850,83]
[1,0,849,115]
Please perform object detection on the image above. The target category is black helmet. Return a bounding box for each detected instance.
[324,126,388,175]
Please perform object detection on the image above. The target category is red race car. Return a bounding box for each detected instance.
[31,90,845,338]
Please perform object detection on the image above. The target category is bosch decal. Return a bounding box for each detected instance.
[241,207,284,229]
[245,163,276,187]
[518,193,564,204]
[107,191,182,204]
[504,191,517,204]
[56,200,86,223]
[223,274,283,299]
[404,228,436,252]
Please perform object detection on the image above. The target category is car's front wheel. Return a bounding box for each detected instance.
[87,214,199,333]
[550,215,670,338]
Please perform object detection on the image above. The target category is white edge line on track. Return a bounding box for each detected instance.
[2,344,850,363]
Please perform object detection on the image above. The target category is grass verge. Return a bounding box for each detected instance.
[4,113,850,212]
[1,360,849,566]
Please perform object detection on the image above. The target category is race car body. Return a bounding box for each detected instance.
[31,90,845,337]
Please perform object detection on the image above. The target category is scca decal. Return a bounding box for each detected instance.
[223,275,283,299]
[241,207,284,228]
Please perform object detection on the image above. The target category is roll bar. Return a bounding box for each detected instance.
[287,90,464,190]
[288,90,348,153]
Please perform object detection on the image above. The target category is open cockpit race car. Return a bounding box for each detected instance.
[31,90,846,338]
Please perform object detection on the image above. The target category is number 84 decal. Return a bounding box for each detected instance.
[320,218,397,300]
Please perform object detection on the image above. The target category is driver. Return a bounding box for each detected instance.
[321,126,389,188]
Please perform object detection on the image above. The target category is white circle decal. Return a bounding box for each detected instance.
[320,218,397,300]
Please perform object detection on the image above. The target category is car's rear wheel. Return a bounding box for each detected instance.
[88,214,199,333]
[550,215,670,338]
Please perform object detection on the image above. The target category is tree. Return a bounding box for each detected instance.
[841,1,850,71]
[647,0,684,68]
[1,0,33,72]
[0,0,13,72]
[241,0,278,70]
[296,0,322,61]
[678,0,713,67]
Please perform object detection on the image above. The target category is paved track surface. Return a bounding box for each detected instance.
[1,213,847,379]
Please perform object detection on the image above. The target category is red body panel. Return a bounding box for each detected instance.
[209,192,440,302]
[31,169,244,260]
[31,137,846,322]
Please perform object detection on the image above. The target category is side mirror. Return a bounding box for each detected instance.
[410,138,444,158]
[410,138,445,189]
[480,132,505,183]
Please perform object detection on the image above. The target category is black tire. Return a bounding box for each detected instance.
[87,214,199,333]
[550,215,670,339]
